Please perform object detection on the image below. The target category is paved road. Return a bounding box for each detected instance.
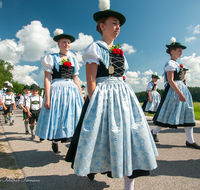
[1,109,200,190]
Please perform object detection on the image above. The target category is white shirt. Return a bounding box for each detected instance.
[2,94,15,105]
[26,95,43,111]
[19,94,31,106]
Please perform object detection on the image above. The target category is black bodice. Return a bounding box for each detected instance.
[52,65,74,80]
[165,67,184,81]
[96,53,125,78]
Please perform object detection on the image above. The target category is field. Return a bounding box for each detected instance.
[140,102,200,120]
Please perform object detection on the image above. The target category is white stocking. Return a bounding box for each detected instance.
[184,127,195,144]
[124,176,135,190]
[153,126,163,135]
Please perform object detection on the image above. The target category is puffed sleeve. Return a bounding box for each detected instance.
[82,43,101,65]
[72,57,80,75]
[41,54,54,74]
[164,60,177,72]
[146,82,153,91]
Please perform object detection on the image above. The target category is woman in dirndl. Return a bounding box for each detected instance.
[35,29,84,153]
[142,74,161,114]
[152,37,200,149]
[65,1,158,189]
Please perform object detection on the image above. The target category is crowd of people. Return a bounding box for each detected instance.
[0,0,199,189]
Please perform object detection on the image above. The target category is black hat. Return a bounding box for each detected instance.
[183,67,189,71]
[166,37,186,49]
[53,34,75,42]
[23,85,30,90]
[6,88,12,92]
[30,84,40,90]
[81,85,85,88]
[152,74,160,79]
[93,9,126,26]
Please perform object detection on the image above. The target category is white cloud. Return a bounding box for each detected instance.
[142,69,153,76]
[194,24,200,34]
[0,39,24,64]
[187,24,200,35]
[0,1,2,8]
[185,36,196,42]
[16,20,55,61]
[70,33,93,51]
[12,65,39,85]
[121,43,136,54]
[180,53,200,86]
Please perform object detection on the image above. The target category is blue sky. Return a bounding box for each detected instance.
[0,0,200,92]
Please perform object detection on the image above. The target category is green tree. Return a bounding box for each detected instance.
[0,59,13,87]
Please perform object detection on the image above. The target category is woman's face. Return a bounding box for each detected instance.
[152,78,158,82]
[171,48,183,59]
[58,38,71,52]
[101,17,120,40]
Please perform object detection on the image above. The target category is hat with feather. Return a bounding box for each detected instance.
[53,29,75,43]
[93,0,126,26]
[166,37,186,49]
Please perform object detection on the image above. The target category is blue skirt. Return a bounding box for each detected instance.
[73,77,158,178]
[35,79,83,140]
[145,91,161,113]
[153,81,195,128]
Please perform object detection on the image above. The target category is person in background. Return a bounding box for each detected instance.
[19,85,31,134]
[26,84,43,139]
[35,29,83,153]
[2,88,16,125]
[81,85,87,101]
[152,37,200,149]
[182,67,189,85]
[142,74,161,115]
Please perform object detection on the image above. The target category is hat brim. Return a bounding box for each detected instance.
[93,9,126,26]
[183,68,189,71]
[6,89,12,92]
[166,44,186,49]
[53,34,75,42]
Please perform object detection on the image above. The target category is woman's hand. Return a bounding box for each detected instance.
[178,93,186,102]
[44,99,50,109]
[149,98,152,103]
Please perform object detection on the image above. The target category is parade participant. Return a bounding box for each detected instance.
[35,29,83,153]
[66,1,158,189]
[0,82,9,111]
[152,37,200,149]
[142,74,161,114]
[2,88,16,125]
[19,85,31,134]
[81,85,87,101]
[26,84,43,139]
[182,67,189,85]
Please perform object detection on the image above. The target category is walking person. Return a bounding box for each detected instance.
[19,85,31,134]
[142,74,161,115]
[35,29,84,153]
[152,37,200,149]
[66,1,158,189]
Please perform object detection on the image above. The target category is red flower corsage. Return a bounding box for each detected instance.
[183,79,186,82]
[154,83,157,86]
[180,64,184,68]
[61,58,71,68]
[110,43,123,57]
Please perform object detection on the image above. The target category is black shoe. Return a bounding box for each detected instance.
[25,131,29,135]
[52,142,58,153]
[87,173,95,180]
[151,130,159,142]
[10,122,13,126]
[31,134,35,139]
[186,141,200,149]
[5,120,8,124]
